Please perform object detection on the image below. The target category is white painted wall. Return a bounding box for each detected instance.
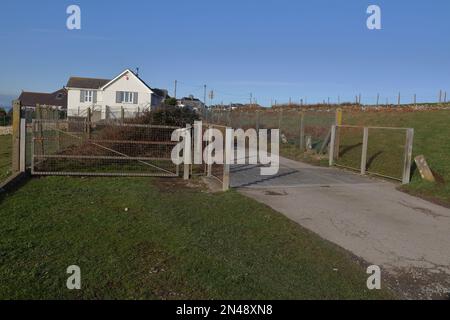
[67,70,153,120]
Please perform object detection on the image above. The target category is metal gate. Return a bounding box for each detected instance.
[31,119,181,177]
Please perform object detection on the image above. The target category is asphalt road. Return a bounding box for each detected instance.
[232,156,450,299]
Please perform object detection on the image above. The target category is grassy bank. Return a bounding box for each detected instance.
[0,176,391,299]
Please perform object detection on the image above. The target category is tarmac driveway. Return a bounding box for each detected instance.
[232,156,450,299]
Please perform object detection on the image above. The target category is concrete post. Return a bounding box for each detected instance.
[329,125,336,167]
[361,127,369,175]
[402,129,414,184]
[183,125,192,180]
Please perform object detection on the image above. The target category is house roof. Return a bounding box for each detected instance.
[66,77,111,89]
[19,88,67,108]
[152,88,168,98]
[65,70,167,98]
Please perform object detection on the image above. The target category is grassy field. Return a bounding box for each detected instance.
[342,110,450,205]
[0,176,392,300]
[0,135,12,183]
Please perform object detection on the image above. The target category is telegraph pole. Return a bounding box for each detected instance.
[174,80,177,99]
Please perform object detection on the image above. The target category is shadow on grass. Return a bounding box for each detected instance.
[339,142,362,157]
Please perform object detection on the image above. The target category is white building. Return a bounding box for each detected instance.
[66,69,166,120]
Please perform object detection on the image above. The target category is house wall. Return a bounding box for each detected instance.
[67,70,153,120]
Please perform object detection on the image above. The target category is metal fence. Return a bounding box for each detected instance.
[205,108,339,156]
[31,119,182,177]
[329,125,414,184]
[203,123,230,191]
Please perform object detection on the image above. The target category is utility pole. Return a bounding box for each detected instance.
[439,90,442,103]
[203,85,207,122]
[174,80,178,99]
[398,92,401,107]
[250,93,253,108]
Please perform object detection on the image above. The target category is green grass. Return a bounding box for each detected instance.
[0,135,12,183]
[0,176,392,299]
[343,110,450,204]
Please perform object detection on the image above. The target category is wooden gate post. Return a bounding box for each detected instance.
[11,100,21,173]
[402,128,414,184]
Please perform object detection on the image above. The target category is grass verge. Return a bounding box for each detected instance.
[0,176,392,299]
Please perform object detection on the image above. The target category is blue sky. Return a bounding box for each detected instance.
[0,0,449,107]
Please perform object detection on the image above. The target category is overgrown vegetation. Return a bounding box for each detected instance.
[135,106,200,127]
[0,135,12,183]
[0,176,392,299]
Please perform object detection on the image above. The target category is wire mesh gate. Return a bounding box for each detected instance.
[31,120,181,177]
[329,125,414,184]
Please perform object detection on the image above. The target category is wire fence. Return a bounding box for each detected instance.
[330,125,413,183]
[31,119,181,177]
[205,108,338,155]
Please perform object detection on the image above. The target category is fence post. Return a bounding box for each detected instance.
[278,108,283,132]
[334,108,343,159]
[11,100,21,173]
[86,107,91,139]
[183,125,192,180]
[222,127,232,191]
[19,118,26,172]
[329,125,336,166]
[402,128,414,184]
[207,125,213,177]
[256,110,260,134]
[360,127,369,175]
[299,111,305,151]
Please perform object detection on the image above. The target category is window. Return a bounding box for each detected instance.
[118,91,137,104]
[123,92,134,103]
[84,90,93,103]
